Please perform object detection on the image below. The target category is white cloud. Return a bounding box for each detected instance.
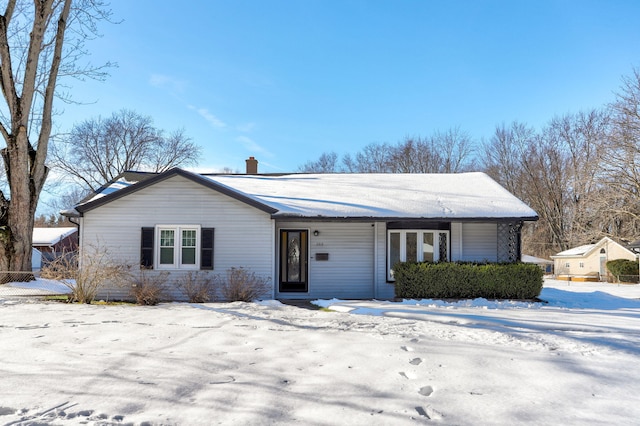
[236,122,257,133]
[236,136,273,157]
[188,106,226,128]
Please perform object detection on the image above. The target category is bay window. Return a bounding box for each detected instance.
[388,230,449,280]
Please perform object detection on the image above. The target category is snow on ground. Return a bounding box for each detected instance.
[0,278,639,425]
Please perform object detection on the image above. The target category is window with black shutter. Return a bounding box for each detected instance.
[141,227,154,268]
[200,228,214,270]
[141,226,214,270]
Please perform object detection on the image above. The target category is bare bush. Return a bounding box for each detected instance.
[130,269,170,305]
[41,247,129,304]
[176,272,215,303]
[217,267,270,302]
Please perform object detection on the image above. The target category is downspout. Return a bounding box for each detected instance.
[61,209,82,266]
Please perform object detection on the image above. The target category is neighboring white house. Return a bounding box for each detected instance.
[551,237,638,281]
[63,165,538,300]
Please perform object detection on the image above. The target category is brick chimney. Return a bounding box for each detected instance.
[245,156,258,174]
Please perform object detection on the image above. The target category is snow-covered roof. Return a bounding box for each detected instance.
[76,169,538,220]
[32,227,77,246]
[521,254,553,264]
[553,244,596,257]
[202,172,537,219]
[551,237,638,259]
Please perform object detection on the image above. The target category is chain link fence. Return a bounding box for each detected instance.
[611,274,640,284]
[0,271,71,298]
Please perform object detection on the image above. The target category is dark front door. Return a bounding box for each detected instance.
[279,229,308,292]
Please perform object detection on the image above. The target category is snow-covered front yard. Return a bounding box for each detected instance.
[1,278,639,425]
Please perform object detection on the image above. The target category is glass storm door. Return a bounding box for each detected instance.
[279,230,308,292]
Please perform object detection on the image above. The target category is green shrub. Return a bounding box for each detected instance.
[606,259,639,283]
[393,262,543,300]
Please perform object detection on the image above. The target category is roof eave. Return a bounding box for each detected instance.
[75,168,278,215]
[272,214,539,222]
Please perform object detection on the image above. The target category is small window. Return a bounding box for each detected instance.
[156,225,200,270]
[565,262,570,268]
[141,226,214,270]
[579,262,584,268]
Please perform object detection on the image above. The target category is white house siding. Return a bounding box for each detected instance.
[276,221,375,299]
[450,222,463,261]
[458,223,498,262]
[80,175,275,301]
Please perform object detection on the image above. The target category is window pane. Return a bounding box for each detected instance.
[182,230,196,247]
[160,230,174,247]
[159,230,175,265]
[406,232,417,263]
[390,232,400,271]
[439,232,448,262]
[160,247,174,264]
[182,247,196,264]
[181,229,196,265]
[423,233,434,262]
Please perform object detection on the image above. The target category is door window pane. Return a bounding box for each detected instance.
[406,232,417,262]
[423,233,434,262]
[287,232,301,282]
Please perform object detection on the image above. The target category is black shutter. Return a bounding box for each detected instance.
[141,227,154,268]
[201,228,214,270]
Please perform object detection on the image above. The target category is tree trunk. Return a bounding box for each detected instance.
[0,128,46,273]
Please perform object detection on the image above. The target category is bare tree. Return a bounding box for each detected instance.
[601,67,640,240]
[0,0,111,272]
[298,151,339,173]
[432,127,476,173]
[482,111,609,257]
[302,129,476,174]
[342,142,393,173]
[51,109,201,191]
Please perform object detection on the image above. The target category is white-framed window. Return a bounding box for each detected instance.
[565,262,570,268]
[579,262,584,268]
[156,225,201,270]
[388,230,449,280]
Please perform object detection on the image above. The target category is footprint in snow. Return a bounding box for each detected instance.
[409,357,423,365]
[399,371,416,379]
[419,385,434,397]
[415,406,443,420]
[401,345,414,352]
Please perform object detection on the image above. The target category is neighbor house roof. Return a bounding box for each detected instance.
[551,237,637,259]
[72,168,538,221]
[32,227,77,246]
[521,254,553,264]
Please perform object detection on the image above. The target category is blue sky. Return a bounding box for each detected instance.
[57,0,640,173]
